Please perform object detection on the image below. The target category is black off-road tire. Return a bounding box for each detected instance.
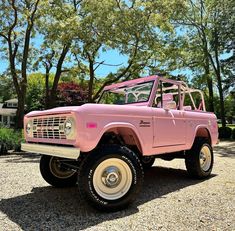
[40,155,77,187]
[185,138,213,179]
[78,145,144,211]
[141,156,155,170]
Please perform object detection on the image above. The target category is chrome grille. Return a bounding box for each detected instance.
[32,116,67,139]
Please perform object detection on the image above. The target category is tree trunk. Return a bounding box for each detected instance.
[45,66,50,109]
[206,75,214,112]
[16,93,25,129]
[49,89,57,109]
[213,29,226,128]
[204,56,214,112]
[49,44,70,108]
[217,71,226,127]
[0,0,40,129]
[88,58,94,102]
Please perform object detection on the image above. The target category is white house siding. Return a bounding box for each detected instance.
[0,101,17,127]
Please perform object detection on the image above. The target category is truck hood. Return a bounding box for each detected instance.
[25,103,146,117]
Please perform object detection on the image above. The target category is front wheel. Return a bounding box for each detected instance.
[78,145,144,211]
[185,138,213,179]
[40,155,78,187]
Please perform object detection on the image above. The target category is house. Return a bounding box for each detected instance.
[0,99,18,127]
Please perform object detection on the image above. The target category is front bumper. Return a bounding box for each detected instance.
[21,143,80,160]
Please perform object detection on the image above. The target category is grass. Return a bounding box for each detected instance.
[218,124,235,129]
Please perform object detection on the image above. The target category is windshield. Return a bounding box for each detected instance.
[98,81,154,105]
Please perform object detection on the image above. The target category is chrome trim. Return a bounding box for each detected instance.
[32,116,67,140]
[21,143,80,160]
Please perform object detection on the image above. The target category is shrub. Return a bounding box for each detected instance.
[218,126,232,139]
[0,127,23,155]
[232,129,235,140]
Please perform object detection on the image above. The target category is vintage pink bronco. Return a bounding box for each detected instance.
[22,76,218,211]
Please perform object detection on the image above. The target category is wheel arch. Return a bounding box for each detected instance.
[99,122,144,154]
[192,126,212,147]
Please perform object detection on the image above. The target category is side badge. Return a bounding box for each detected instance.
[139,120,150,127]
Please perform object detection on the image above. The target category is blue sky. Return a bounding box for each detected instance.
[0,44,190,78]
[0,41,129,77]
[0,60,8,73]
[88,49,129,77]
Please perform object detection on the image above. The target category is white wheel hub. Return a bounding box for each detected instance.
[93,158,133,200]
[199,146,212,171]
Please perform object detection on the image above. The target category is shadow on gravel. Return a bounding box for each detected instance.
[214,141,235,158]
[1,153,40,164]
[0,166,215,231]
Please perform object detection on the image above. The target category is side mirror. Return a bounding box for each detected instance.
[163,101,176,110]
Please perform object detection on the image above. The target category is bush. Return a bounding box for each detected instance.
[0,127,23,155]
[232,129,235,140]
[218,126,232,139]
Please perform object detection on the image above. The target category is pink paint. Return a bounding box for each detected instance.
[23,75,218,154]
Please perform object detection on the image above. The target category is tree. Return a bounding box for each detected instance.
[0,74,16,102]
[71,0,180,102]
[26,73,46,112]
[35,0,81,108]
[57,82,88,106]
[0,0,41,128]
[34,0,187,108]
[170,0,235,127]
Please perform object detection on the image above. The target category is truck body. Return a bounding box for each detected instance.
[21,75,218,211]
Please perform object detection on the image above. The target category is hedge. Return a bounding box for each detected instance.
[0,127,23,155]
[218,127,232,139]
[232,129,235,140]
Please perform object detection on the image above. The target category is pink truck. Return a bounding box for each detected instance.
[22,75,218,211]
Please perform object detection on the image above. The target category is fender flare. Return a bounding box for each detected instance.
[190,125,212,148]
[98,122,144,152]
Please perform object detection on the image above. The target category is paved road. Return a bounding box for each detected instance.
[0,141,234,231]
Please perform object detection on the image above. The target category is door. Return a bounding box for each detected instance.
[153,108,186,147]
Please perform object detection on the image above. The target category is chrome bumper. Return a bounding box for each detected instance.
[21,143,80,160]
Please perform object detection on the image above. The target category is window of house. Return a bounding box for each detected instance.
[10,116,15,124]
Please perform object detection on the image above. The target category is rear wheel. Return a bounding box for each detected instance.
[40,155,77,187]
[185,138,213,179]
[78,145,144,211]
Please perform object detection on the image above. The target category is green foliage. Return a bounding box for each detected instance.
[224,93,235,123]
[218,127,232,139]
[0,74,16,102]
[0,127,23,154]
[26,73,46,112]
[26,72,88,110]
[0,0,234,124]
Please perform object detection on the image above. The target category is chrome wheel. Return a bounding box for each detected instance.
[199,145,212,172]
[93,158,132,200]
[49,157,75,179]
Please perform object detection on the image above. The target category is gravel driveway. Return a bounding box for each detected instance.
[0,141,234,231]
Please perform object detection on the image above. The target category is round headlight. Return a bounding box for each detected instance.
[26,122,31,134]
[64,119,73,135]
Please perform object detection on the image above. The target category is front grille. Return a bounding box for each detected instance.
[32,116,67,139]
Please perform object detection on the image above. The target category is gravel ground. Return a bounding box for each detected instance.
[0,141,234,231]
